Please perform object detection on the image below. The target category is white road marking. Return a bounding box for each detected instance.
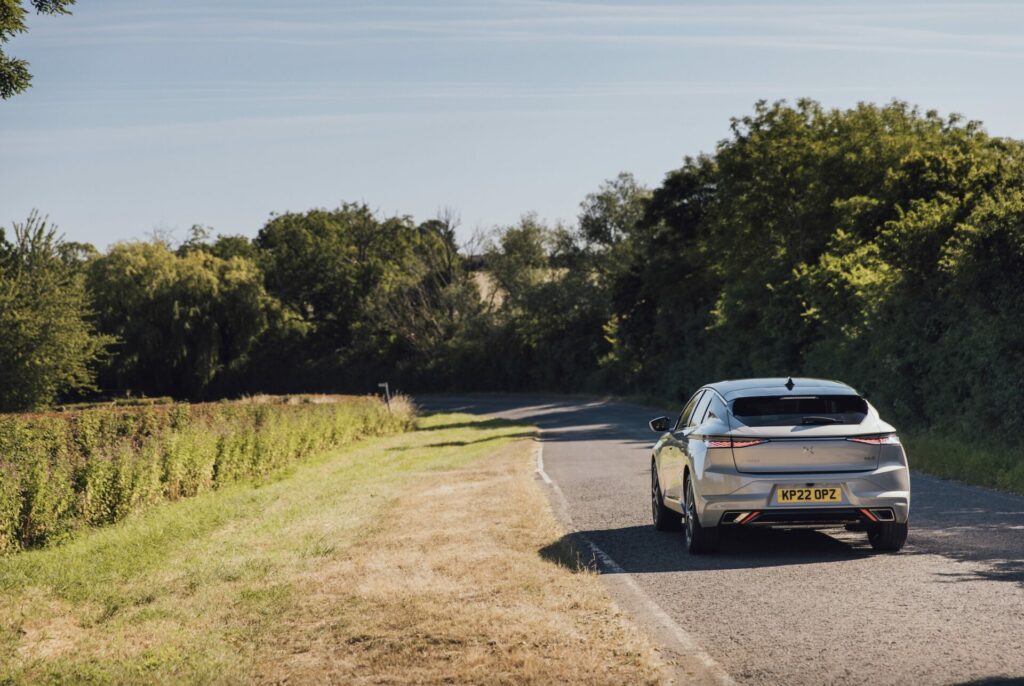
[533,438,737,686]
[534,439,553,484]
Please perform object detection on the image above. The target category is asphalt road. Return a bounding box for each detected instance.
[418,395,1024,686]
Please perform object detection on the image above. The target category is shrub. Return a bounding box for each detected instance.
[0,395,412,553]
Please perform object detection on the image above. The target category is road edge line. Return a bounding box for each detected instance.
[533,438,737,686]
[534,439,553,484]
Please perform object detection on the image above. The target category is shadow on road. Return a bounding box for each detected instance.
[419,395,1024,589]
[417,395,656,446]
[910,477,1024,588]
[541,525,873,574]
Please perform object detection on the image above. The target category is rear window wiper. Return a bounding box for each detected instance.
[801,416,844,425]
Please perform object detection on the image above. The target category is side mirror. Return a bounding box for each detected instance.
[648,416,670,433]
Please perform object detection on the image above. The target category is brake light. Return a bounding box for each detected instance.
[706,438,767,448]
[847,434,900,445]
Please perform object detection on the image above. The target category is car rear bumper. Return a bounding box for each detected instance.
[717,506,898,528]
[695,465,911,526]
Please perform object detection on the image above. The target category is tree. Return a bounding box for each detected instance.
[1,0,75,100]
[477,215,612,390]
[0,212,110,410]
[578,172,651,250]
[255,203,420,357]
[603,98,1024,435]
[371,211,483,364]
[87,242,275,399]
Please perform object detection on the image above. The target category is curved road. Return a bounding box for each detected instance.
[420,395,1024,686]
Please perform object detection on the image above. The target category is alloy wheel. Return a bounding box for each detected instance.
[685,479,695,542]
[651,469,660,524]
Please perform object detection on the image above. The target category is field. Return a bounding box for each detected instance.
[0,410,664,684]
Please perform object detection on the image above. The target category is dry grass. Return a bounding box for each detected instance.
[0,413,665,684]
[257,440,665,685]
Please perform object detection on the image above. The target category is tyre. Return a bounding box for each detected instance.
[651,463,682,531]
[868,521,908,552]
[683,475,719,554]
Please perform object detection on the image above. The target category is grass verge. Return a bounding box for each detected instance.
[902,433,1024,495]
[0,413,665,684]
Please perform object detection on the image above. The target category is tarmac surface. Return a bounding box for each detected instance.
[419,395,1024,686]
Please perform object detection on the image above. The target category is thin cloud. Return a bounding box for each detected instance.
[26,0,1024,58]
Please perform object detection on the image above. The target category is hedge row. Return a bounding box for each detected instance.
[0,395,413,552]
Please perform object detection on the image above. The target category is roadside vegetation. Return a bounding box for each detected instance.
[0,395,411,553]
[902,434,1024,495]
[3,98,1022,492]
[0,413,664,684]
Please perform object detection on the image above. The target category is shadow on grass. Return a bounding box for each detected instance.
[390,418,535,452]
[538,537,597,573]
[415,417,530,433]
[409,433,536,450]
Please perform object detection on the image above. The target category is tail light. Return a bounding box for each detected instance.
[707,437,768,449]
[847,434,900,445]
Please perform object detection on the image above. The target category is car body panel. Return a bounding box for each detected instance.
[730,437,881,473]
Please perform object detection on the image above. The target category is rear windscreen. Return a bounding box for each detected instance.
[731,395,868,427]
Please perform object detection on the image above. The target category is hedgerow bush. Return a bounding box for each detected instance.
[0,395,412,552]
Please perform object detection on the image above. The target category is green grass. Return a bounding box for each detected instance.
[903,433,1024,495]
[0,413,533,683]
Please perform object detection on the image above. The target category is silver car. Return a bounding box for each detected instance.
[649,377,910,553]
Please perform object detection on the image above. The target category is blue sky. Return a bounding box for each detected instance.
[2,1,1023,248]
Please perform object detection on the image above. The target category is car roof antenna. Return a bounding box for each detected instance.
[785,376,795,391]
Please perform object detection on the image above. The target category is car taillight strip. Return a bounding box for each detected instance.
[707,438,768,448]
[847,434,900,445]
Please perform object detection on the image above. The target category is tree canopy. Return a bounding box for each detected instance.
[0,0,75,99]
[3,99,1024,439]
[0,212,110,410]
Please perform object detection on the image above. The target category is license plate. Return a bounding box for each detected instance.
[774,486,841,504]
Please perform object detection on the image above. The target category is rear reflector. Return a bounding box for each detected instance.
[847,434,900,445]
[859,508,878,522]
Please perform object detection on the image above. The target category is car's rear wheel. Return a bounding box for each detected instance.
[683,476,719,554]
[651,464,682,531]
[868,520,908,552]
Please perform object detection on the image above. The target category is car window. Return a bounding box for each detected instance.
[689,391,713,428]
[731,395,869,427]
[705,393,727,422]
[675,391,704,431]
